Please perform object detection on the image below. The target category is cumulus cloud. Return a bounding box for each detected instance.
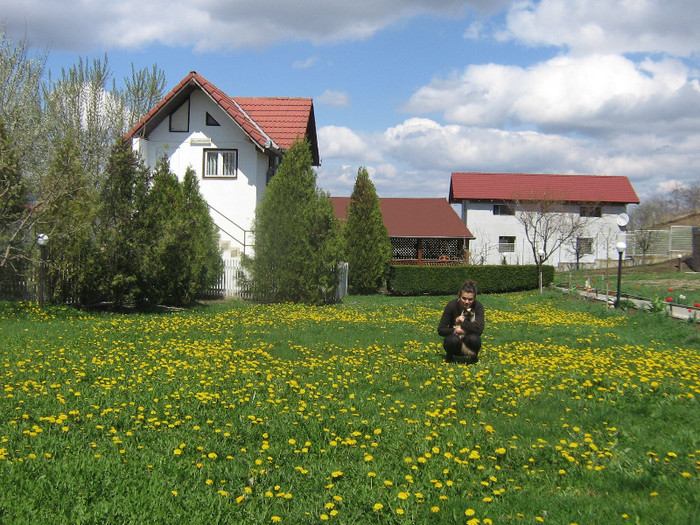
[404,54,700,136]
[501,0,700,56]
[2,0,493,51]
[317,90,351,108]
[319,116,700,199]
[318,125,383,163]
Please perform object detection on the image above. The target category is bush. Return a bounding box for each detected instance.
[387,264,554,295]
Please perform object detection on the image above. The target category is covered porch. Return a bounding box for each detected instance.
[390,237,469,265]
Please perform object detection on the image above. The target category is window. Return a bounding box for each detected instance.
[498,236,516,253]
[580,205,602,217]
[206,112,220,126]
[204,149,238,178]
[577,237,594,255]
[493,204,515,215]
[169,99,190,132]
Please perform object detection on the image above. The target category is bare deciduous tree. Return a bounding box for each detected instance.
[516,197,590,288]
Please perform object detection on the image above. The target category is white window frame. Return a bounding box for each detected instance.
[203,149,238,178]
[498,235,516,253]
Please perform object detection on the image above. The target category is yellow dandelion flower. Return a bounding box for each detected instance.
[373,503,384,512]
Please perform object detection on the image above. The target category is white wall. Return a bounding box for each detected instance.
[132,90,269,257]
[461,201,630,267]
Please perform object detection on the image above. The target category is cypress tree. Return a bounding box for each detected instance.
[343,167,391,294]
[246,138,340,303]
[95,141,151,306]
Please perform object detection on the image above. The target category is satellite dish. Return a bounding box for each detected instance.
[617,213,629,228]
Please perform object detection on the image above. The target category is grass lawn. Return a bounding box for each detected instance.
[0,293,698,524]
[556,263,700,308]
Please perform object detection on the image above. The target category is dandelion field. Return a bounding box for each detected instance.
[1,293,698,524]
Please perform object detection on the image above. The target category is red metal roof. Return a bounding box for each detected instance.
[449,172,639,204]
[331,197,473,239]
[124,71,318,162]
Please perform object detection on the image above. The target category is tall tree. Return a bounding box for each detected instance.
[95,141,151,306]
[0,120,29,278]
[0,27,45,173]
[245,139,340,304]
[176,166,223,304]
[43,55,124,180]
[121,63,167,128]
[516,197,590,289]
[38,132,98,303]
[343,167,391,294]
[137,157,185,305]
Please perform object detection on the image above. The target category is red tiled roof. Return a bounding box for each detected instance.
[124,72,318,162]
[449,172,639,204]
[331,197,473,239]
[234,97,314,150]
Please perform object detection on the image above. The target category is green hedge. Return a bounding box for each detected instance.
[386,265,554,295]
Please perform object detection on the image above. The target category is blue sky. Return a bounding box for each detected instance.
[4,0,700,201]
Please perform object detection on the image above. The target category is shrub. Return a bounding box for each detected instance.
[387,264,554,295]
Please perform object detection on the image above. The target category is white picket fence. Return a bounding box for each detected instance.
[205,259,247,298]
[205,259,349,301]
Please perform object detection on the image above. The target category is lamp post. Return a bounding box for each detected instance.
[37,234,49,307]
[538,248,545,294]
[614,241,626,308]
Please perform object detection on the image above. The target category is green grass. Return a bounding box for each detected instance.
[556,266,700,307]
[0,294,698,524]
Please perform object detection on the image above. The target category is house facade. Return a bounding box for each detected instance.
[331,197,474,264]
[449,173,640,268]
[125,72,319,259]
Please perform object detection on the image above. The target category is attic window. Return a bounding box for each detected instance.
[580,205,602,217]
[206,112,220,126]
[169,99,190,132]
[493,204,515,215]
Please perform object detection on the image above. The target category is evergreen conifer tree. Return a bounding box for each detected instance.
[177,166,222,304]
[95,141,151,306]
[138,156,186,305]
[343,167,391,293]
[39,133,98,303]
[246,139,340,303]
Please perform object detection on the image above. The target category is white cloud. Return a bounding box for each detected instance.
[318,116,700,199]
[501,0,700,56]
[2,0,492,51]
[317,90,351,108]
[404,54,700,136]
[318,125,383,163]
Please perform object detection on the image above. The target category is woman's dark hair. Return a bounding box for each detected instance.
[459,280,478,296]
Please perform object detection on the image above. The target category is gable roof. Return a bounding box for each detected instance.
[331,197,474,239]
[124,71,319,165]
[449,172,639,204]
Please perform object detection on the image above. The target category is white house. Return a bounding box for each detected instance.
[449,172,640,268]
[124,71,319,259]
